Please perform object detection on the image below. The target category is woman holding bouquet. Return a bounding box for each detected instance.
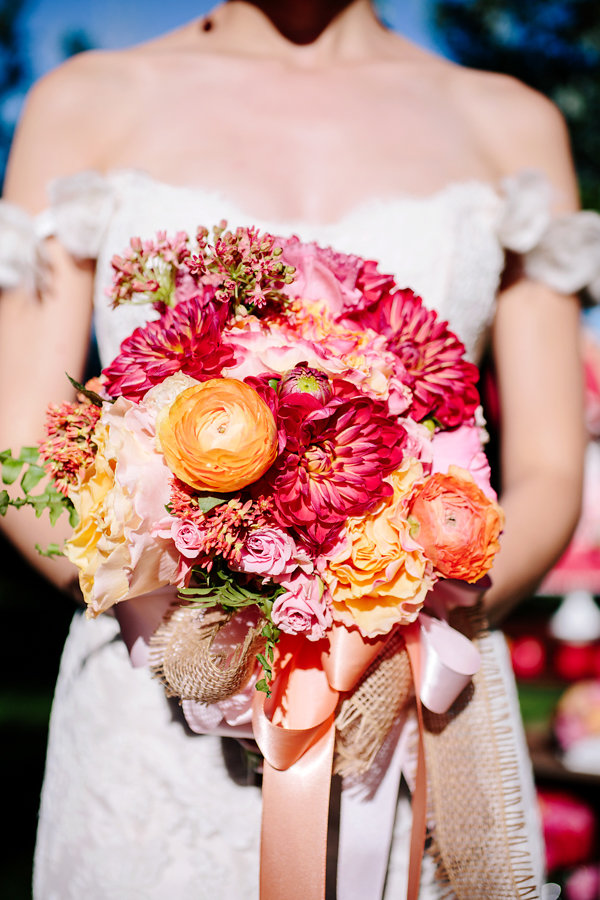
[0,1,597,897]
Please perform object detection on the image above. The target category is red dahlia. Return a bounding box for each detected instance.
[262,385,407,551]
[346,289,479,427]
[102,298,235,402]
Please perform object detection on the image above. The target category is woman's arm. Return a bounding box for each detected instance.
[472,80,587,624]
[0,60,103,590]
[486,278,585,624]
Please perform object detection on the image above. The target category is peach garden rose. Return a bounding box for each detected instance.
[64,397,179,616]
[158,378,278,492]
[323,458,434,637]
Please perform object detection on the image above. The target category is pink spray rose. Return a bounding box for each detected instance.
[271,572,332,641]
[237,526,312,577]
[172,519,204,559]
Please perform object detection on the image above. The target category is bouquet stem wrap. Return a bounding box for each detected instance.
[251,618,474,900]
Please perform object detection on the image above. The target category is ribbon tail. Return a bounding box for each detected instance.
[260,718,336,900]
[404,623,428,900]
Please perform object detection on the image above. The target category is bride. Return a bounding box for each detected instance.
[0,1,596,897]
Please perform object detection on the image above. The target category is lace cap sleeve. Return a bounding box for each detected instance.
[497,169,600,302]
[0,170,116,290]
[46,170,116,258]
[0,200,38,289]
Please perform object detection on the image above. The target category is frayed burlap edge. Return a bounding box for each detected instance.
[333,629,413,778]
[422,604,540,900]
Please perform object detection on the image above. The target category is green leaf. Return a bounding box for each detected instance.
[181,560,284,611]
[65,373,110,407]
[1,455,24,485]
[196,493,228,514]
[21,464,46,493]
[255,652,272,678]
[0,490,9,516]
[255,678,271,696]
[18,446,41,465]
[35,542,64,558]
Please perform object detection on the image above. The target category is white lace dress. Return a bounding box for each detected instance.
[2,169,600,900]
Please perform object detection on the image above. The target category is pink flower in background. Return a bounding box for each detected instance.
[271,572,332,641]
[564,864,600,900]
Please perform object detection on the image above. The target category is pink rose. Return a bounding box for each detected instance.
[278,237,363,315]
[401,417,434,467]
[172,519,203,559]
[237,526,312,577]
[431,422,496,500]
[271,573,332,641]
[223,325,346,382]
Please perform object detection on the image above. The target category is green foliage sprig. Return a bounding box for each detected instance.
[179,559,283,695]
[0,447,77,536]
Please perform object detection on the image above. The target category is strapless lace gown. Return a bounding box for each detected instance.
[2,168,600,900]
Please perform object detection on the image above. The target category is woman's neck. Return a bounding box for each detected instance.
[201,0,389,66]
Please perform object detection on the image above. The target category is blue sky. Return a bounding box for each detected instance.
[22,0,442,82]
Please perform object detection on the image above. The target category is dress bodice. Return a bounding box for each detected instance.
[2,168,599,370]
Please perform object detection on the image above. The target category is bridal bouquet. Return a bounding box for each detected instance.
[1,223,505,898]
[2,223,502,692]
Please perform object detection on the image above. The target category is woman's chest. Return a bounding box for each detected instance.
[108,61,498,225]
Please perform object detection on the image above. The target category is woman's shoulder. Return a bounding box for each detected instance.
[449,67,579,208]
[3,26,197,209]
[3,50,130,207]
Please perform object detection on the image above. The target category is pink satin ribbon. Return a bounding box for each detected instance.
[404,623,427,900]
[251,615,481,900]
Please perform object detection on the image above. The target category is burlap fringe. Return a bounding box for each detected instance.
[423,605,539,900]
[149,604,266,704]
[333,629,413,778]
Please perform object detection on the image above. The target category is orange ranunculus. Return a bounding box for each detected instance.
[158,378,278,492]
[409,465,504,583]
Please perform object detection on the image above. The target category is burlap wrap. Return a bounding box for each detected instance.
[150,603,266,704]
[149,602,539,899]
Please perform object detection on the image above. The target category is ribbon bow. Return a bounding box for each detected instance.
[252,614,480,900]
